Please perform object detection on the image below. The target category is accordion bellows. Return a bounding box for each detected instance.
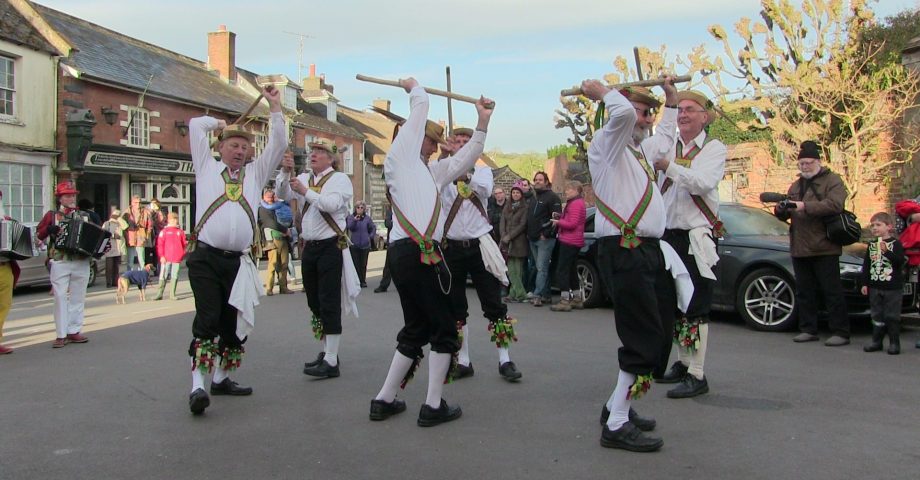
[0,220,35,260]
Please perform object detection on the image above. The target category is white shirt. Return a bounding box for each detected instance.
[275,166,353,241]
[589,90,676,239]
[189,113,287,252]
[441,166,493,241]
[385,86,485,243]
[659,130,727,230]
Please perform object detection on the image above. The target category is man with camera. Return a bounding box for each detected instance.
[773,141,851,346]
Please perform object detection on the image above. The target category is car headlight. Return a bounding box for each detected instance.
[839,263,862,275]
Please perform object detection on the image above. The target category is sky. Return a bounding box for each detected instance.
[35,0,918,153]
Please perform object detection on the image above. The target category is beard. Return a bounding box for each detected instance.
[632,125,650,145]
[800,168,819,179]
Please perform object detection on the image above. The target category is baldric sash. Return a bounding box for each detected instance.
[302,172,348,250]
[660,138,726,237]
[595,156,655,249]
[443,180,489,239]
[187,168,258,253]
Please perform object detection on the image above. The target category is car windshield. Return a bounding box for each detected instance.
[721,205,789,237]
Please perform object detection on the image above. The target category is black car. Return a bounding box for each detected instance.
[562,204,915,331]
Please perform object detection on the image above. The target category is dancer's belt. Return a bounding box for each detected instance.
[391,238,441,249]
[198,241,243,258]
[303,236,339,247]
[446,238,479,249]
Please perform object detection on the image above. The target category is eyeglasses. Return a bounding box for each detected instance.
[634,107,655,117]
[677,107,706,115]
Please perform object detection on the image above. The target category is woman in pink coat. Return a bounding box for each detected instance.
[550,181,586,312]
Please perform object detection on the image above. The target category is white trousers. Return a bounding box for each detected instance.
[50,258,91,338]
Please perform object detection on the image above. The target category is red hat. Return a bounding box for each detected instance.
[55,181,79,197]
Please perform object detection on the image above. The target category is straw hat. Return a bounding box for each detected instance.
[425,121,447,146]
[620,86,661,109]
[675,90,714,112]
[451,127,474,137]
[308,138,340,160]
[218,124,254,143]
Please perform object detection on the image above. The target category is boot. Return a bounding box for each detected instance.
[154,280,167,301]
[863,324,885,352]
[571,290,585,310]
[887,319,901,355]
[278,270,293,294]
[550,297,572,312]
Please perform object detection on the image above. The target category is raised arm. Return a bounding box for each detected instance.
[189,115,221,172]
[430,96,495,188]
[582,81,636,170]
[303,174,353,214]
[387,80,429,168]
[251,86,287,186]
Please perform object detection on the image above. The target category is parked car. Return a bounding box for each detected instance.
[14,242,100,289]
[560,204,915,331]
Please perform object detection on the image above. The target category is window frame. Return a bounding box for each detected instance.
[0,54,16,118]
[126,106,150,148]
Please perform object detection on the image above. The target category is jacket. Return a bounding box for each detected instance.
[557,196,586,248]
[487,196,505,240]
[526,188,562,241]
[156,225,188,263]
[774,167,847,258]
[123,207,152,247]
[500,200,529,258]
[258,203,289,248]
[346,214,376,249]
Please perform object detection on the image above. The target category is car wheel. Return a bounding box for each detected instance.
[88,261,97,287]
[736,267,796,331]
[576,258,604,308]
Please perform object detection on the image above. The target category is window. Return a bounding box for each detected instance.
[0,55,14,117]
[126,107,150,147]
[0,163,45,224]
[253,132,267,158]
[342,145,354,175]
[283,86,297,110]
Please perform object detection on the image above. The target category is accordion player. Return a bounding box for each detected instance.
[53,213,112,259]
[0,219,35,260]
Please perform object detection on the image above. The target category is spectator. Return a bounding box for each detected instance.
[861,212,906,354]
[147,198,167,273]
[525,171,562,306]
[258,189,293,295]
[516,179,536,294]
[550,181,587,312]
[488,186,506,243]
[500,185,529,303]
[102,209,125,288]
[0,189,19,354]
[77,199,101,225]
[774,141,850,346]
[123,195,152,271]
[346,201,376,288]
[374,203,394,293]
[154,212,188,301]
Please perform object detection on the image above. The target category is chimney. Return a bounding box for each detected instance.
[207,25,236,83]
[372,99,391,112]
[309,63,316,77]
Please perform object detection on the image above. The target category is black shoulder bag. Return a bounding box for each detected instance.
[801,179,861,246]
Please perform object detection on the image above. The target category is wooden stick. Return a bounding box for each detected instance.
[234,93,264,124]
[446,66,454,133]
[356,74,494,108]
[560,74,693,97]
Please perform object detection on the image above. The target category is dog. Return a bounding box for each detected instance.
[116,264,153,304]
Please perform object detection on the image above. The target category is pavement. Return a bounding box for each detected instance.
[2,251,919,479]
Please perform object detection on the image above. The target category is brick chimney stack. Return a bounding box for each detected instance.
[372,99,391,112]
[207,24,236,83]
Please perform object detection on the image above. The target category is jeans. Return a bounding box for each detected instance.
[126,246,145,271]
[529,237,556,299]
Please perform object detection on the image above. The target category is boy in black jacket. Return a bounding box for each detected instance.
[861,212,906,354]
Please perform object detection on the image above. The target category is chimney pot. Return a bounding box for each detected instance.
[218,24,226,32]
[309,63,316,77]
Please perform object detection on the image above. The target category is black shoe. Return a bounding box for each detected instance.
[656,361,688,384]
[600,422,663,452]
[417,399,462,427]
[599,406,656,432]
[888,341,901,355]
[303,359,340,378]
[189,388,210,415]
[303,352,325,369]
[369,398,407,421]
[864,342,884,352]
[210,378,253,396]
[498,361,522,382]
[454,363,475,379]
[360,283,368,288]
[374,286,387,293]
[667,375,709,399]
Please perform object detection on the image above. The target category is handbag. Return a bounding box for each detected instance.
[801,179,861,246]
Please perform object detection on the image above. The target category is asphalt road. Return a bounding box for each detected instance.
[1,252,919,479]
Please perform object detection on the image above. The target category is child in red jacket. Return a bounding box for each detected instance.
[154,212,187,300]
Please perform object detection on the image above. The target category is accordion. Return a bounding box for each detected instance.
[54,214,112,259]
[0,219,35,260]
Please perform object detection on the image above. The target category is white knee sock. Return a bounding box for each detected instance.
[212,366,229,384]
[324,334,340,366]
[191,359,204,393]
[605,369,635,430]
[498,347,510,364]
[458,325,471,366]
[687,323,708,380]
[425,352,452,408]
[677,343,690,366]
[375,351,414,403]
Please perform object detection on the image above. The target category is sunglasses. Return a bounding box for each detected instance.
[634,107,655,117]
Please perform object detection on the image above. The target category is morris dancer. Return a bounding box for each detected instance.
[582,77,678,452]
[370,77,494,427]
[37,182,96,349]
[654,91,726,399]
[439,127,521,382]
[184,86,285,415]
[275,138,359,379]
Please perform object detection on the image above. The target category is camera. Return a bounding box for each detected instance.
[778,200,797,210]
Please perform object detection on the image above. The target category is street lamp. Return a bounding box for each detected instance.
[100,106,118,126]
